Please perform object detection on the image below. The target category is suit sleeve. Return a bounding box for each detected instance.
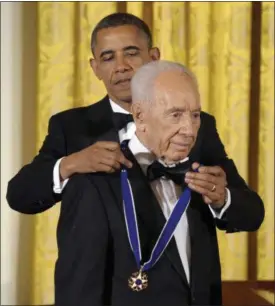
[6,115,66,214]
[201,114,264,233]
[55,174,109,306]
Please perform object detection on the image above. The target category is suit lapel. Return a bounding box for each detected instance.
[189,127,202,163]
[106,153,165,261]
[69,96,117,151]
[128,160,190,286]
[189,112,208,163]
[186,200,197,289]
[87,96,119,142]
[127,158,166,261]
[107,148,190,287]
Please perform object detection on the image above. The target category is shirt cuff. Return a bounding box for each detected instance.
[53,157,69,194]
[209,188,231,219]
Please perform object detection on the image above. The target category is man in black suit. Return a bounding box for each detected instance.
[55,61,264,306]
[5,12,260,220]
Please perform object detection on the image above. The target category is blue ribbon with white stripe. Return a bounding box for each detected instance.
[121,168,191,272]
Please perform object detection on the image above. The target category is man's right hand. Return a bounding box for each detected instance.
[60,141,132,180]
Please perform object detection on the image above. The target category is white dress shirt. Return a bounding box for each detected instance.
[129,133,192,283]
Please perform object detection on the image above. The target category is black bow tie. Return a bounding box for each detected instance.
[112,113,133,131]
[147,159,192,186]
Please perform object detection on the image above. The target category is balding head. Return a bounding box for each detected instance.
[131,60,201,164]
[131,60,199,107]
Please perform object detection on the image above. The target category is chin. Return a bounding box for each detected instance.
[119,94,132,103]
[161,154,186,165]
[171,151,189,162]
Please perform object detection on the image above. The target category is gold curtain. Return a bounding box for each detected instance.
[33,2,274,304]
[257,2,274,281]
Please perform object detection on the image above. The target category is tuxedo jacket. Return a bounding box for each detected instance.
[54,139,264,306]
[7,95,264,222]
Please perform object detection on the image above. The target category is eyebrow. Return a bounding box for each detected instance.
[123,45,141,52]
[166,107,201,113]
[100,50,114,59]
[192,107,201,112]
[99,45,141,59]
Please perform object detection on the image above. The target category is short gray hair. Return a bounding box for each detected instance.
[131,60,198,104]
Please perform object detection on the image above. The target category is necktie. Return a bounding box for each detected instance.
[113,113,133,131]
[147,159,192,186]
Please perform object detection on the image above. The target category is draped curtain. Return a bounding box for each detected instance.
[32,2,274,304]
[258,1,274,281]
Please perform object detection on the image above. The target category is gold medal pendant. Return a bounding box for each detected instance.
[128,269,148,292]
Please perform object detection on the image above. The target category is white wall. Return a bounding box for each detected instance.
[1,2,37,304]
[1,2,23,304]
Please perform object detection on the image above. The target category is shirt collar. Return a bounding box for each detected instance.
[129,133,189,172]
[109,99,130,114]
[128,133,155,173]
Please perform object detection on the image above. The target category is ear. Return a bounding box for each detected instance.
[90,58,102,80]
[149,47,160,61]
[131,103,146,131]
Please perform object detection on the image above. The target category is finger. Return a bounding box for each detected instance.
[101,149,133,169]
[91,150,120,171]
[185,176,218,191]
[187,182,220,201]
[186,172,227,189]
[100,144,133,168]
[97,141,120,151]
[117,153,133,168]
[198,165,225,176]
[191,162,201,171]
[97,163,116,173]
[185,172,217,184]
[100,156,121,170]
[100,150,125,170]
[203,195,213,204]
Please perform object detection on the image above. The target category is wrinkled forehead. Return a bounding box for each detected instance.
[152,70,200,110]
[154,70,196,92]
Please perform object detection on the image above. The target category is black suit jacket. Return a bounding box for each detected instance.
[7,95,264,231]
[7,96,264,305]
[54,135,264,306]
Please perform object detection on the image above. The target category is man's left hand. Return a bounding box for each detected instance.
[185,162,227,209]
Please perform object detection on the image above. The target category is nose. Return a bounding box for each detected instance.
[179,114,195,136]
[114,54,130,73]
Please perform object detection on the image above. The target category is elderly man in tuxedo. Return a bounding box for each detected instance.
[55,60,264,306]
